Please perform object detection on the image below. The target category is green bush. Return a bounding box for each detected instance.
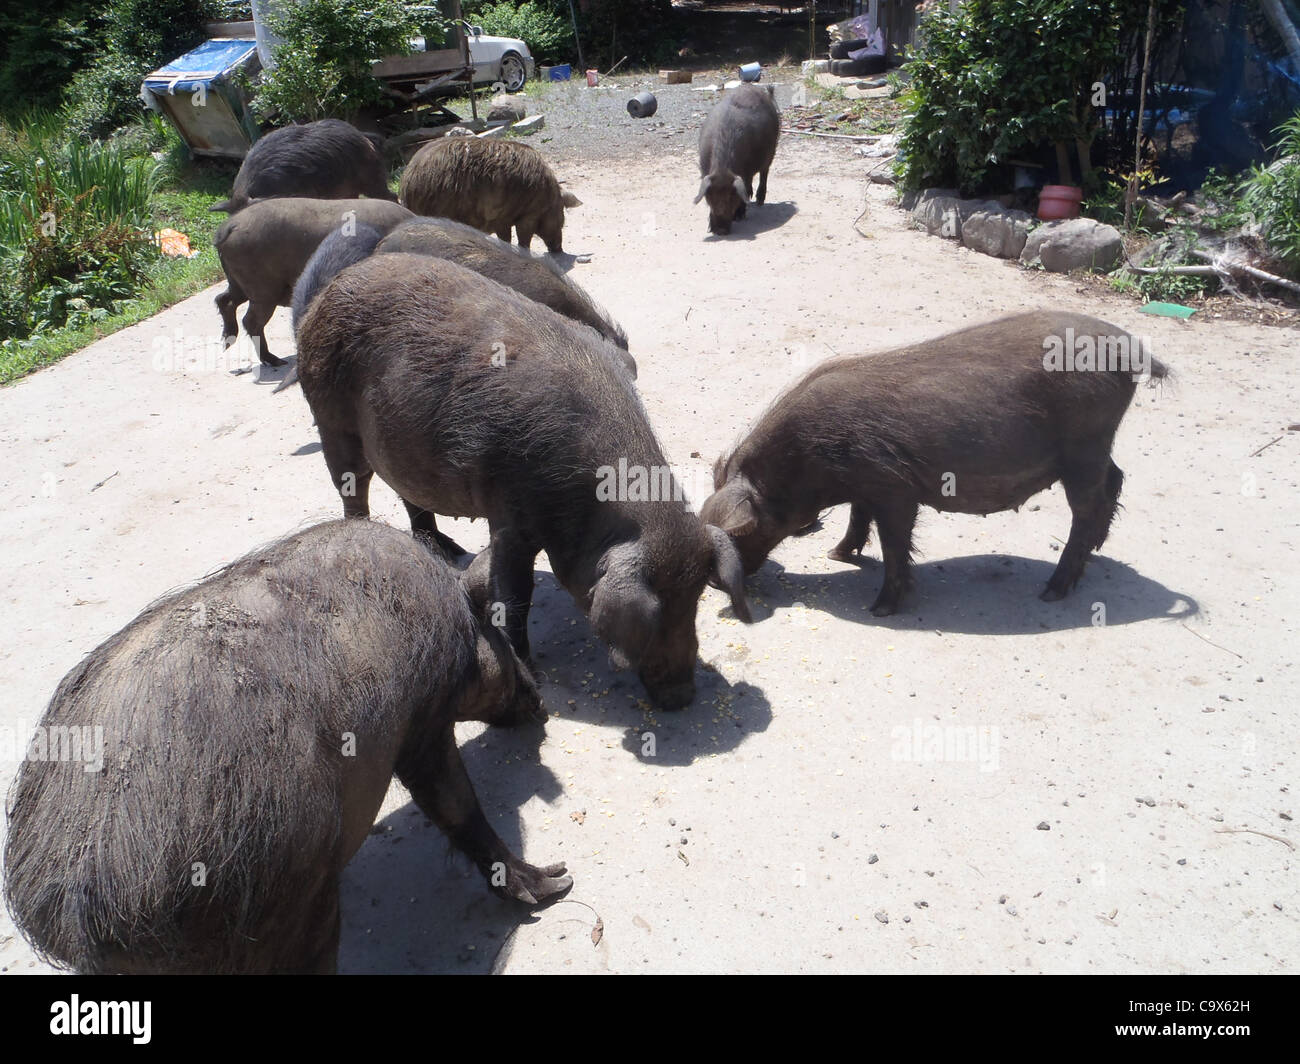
[252,0,424,123]
[61,0,214,138]
[0,3,98,118]
[898,0,1180,195]
[0,115,160,341]
[1203,112,1300,277]
[464,1,575,60]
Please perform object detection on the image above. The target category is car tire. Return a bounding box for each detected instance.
[500,52,527,93]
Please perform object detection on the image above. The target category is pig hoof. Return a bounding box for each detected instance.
[827,545,859,563]
[1039,585,1068,602]
[502,860,572,905]
[869,597,898,617]
[260,352,287,368]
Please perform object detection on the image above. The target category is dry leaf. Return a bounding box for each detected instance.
[570,810,586,824]
[677,849,690,866]
[591,916,604,946]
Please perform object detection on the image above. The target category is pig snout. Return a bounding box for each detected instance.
[631,633,700,712]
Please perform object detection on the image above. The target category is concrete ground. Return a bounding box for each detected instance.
[0,128,1296,975]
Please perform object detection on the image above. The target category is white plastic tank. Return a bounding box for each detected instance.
[250,0,295,70]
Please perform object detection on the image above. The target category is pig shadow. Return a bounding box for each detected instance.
[254,358,295,387]
[338,721,569,974]
[524,569,773,765]
[749,553,1198,636]
[706,201,798,241]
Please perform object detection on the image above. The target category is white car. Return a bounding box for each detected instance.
[465,26,535,92]
[408,27,535,93]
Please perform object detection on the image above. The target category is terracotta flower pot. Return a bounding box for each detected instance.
[1038,184,1083,221]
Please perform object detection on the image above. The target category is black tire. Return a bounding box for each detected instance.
[829,55,888,77]
[829,38,869,60]
[499,52,527,93]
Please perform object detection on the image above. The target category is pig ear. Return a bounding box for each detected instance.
[733,176,747,202]
[693,177,709,205]
[561,191,582,208]
[706,525,752,623]
[459,548,493,614]
[589,546,661,669]
[706,479,759,537]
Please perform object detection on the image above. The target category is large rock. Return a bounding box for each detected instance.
[901,186,957,212]
[961,204,1035,259]
[486,95,526,123]
[1020,218,1124,272]
[913,194,963,239]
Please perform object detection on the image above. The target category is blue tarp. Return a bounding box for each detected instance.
[143,38,258,95]
[142,38,261,157]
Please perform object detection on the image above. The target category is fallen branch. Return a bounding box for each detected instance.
[1250,435,1285,458]
[1215,827,1295,851]
[1191,249,1300,294]
[604,55,629,77]
[1180,623,1243,660]
[1125,263,1219,276]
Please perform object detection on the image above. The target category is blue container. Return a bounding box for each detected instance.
[739,62,762,82]
[142,38,262,158]
[548,64,572,81]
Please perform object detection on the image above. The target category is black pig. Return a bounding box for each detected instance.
[701,311,1168,614]
[2,520,569,975]
[696,84,780,235]
[295,254,751,709]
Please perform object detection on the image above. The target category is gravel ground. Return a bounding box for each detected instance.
[480,73,808,164]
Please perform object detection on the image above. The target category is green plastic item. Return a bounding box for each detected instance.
[1138,302,1197,318]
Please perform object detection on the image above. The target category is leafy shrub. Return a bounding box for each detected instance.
[252,0,423,123]
[0,115,160,341]
[0,4,98,118]
[61,0,214,138]
[1202,111,1300,277]
[898,0,1181,195]
[464,1,575,60]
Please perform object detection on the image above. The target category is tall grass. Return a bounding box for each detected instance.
[0,113,162,343]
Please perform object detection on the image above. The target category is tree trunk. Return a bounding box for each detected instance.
[1054,141,1074,186]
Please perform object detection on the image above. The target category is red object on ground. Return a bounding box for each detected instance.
[1038,184,1083,220]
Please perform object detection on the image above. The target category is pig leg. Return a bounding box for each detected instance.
[1041,460,1123,601]
[488,526,539,662]
[514,221,535,250]
[495,226,513,242]
[241,301,286,367]
[828,503,873,562]
[395,723,571,904]
[756,168,769,205]
[215,281,244,347]
[319,431,374,519]
[288,891,341,975]
[402,499,470,561]
[870,500,918,616]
